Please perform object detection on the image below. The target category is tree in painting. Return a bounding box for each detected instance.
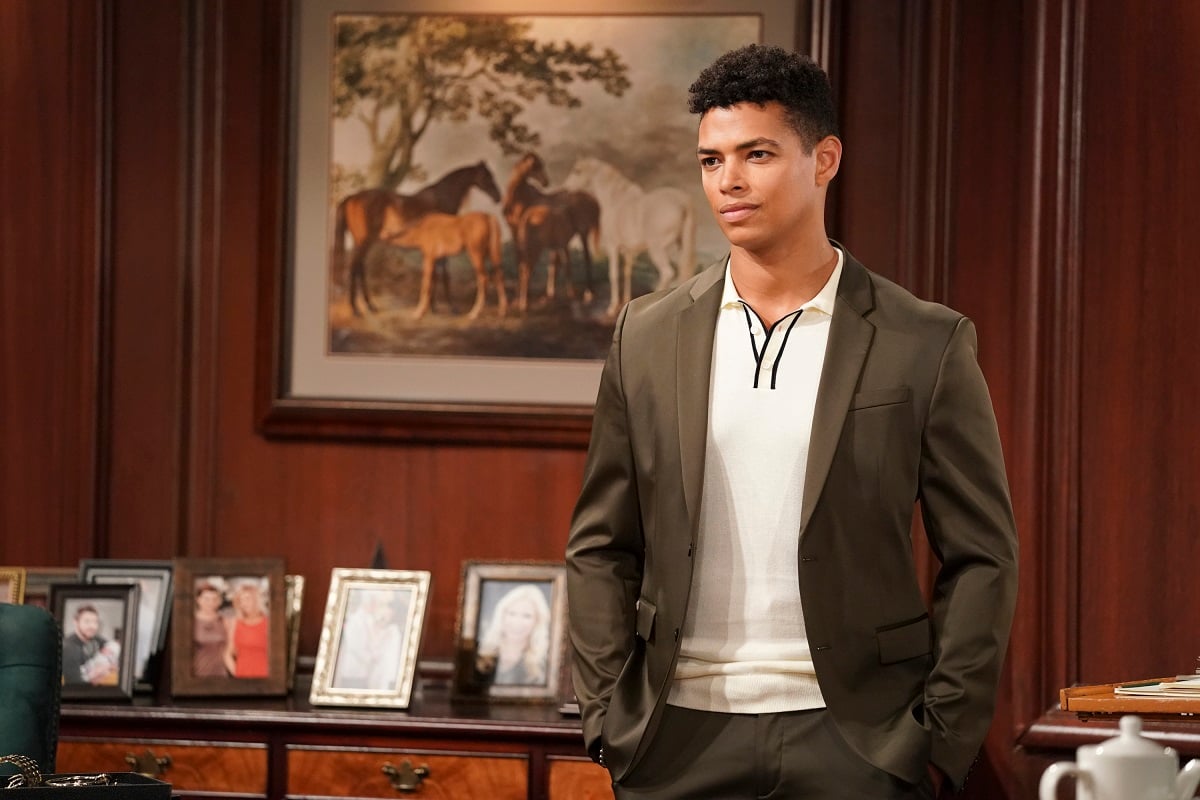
[333,15,632,192]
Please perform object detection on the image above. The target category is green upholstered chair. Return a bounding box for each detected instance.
[0,602,61,777]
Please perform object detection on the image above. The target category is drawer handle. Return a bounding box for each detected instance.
[381,760,431,793]
[124,749,172,779]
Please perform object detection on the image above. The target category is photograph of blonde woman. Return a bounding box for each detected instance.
[192,580,229,678]
[223,578,270,679]
[474,582,552,687]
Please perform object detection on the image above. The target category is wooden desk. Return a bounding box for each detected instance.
[1021,679,1200,763]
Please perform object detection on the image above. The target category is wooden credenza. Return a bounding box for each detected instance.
[57,678,610,800]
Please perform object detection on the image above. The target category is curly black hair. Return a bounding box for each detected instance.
[687,44,838,150]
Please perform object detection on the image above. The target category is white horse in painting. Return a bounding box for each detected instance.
[562,157,697,316]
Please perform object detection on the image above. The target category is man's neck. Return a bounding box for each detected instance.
[729,239,838,328]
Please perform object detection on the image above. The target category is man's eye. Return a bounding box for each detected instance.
[749,150,770,159]
[699,157,720,168]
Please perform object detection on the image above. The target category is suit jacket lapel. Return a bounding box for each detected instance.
[799,251,876,533]
[677,264,725,527]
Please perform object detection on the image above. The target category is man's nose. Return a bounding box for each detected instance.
[720,161,745,193]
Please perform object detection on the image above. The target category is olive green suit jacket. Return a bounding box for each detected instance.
[566,246,1018,790]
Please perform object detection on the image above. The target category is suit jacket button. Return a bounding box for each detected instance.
[674,628,680,641]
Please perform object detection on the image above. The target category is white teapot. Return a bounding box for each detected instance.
[1039,715,1200,800]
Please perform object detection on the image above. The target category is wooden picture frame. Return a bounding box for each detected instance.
[452,560,567,703]
[0,566,25,604]
[51,582,139,701]
[79,559,174,689]
[20,566,79,609]
[170,557,288,697]
[310,568,431,709]
[256,0,796,446]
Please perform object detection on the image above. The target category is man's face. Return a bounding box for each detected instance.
[75,610,100,640]
[696,101,837,258]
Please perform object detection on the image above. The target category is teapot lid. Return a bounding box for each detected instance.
[1092,715,1178,759]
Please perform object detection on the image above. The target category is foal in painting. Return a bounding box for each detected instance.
[383,211,507,320]
[334,161,502,315]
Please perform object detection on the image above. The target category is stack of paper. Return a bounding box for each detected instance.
[1114,676,1200,697]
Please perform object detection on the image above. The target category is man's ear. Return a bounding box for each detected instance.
[814,135,843,186]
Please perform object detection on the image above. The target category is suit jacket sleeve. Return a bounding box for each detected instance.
[919,317,1019,788]
[566,304,645,759]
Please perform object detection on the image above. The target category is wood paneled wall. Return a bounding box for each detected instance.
[4,1,1200,796]
[1,0,102,563]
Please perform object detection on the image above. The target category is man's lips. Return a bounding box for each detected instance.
[719,203,757,221]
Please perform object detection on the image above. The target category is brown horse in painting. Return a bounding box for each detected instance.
[502,152,601,310]
[334,160,502,316]
[383,211,507,320]
[514,204,576,313]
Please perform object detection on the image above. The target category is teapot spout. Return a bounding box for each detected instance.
[1176,759,1200,800]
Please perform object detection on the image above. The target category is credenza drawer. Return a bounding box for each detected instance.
[57,737,268,794]
[287,745,527,799]
[547,757,612,799]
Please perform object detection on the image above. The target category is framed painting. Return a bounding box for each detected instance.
[257,0,799,445]
[451,560,567,703]
[51,582,140,701]
[79,559,174,690]
[169,558,288,697]
[0,567,25,604]
[310,568,431,709]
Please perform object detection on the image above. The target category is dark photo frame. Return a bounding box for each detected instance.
[51,582,140,701]
[170,557,288,697]
[79,559,174,690]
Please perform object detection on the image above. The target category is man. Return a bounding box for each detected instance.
[332,589,403,691]
[566,44,1018,799]
[62,604,119,686]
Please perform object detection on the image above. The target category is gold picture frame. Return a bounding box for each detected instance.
[285,574,306,691]
[0,566,26,604]
[310,567,432,709]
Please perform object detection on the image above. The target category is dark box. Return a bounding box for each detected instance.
[6,773,172,798]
